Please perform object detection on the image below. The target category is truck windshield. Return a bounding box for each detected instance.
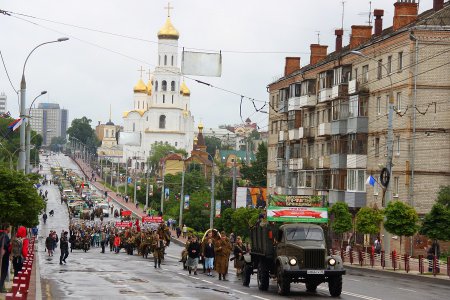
[285,227,323,241]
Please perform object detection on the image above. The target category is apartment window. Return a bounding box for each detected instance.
[377,59,383,80]
[393,177,399,197]
[376,97,381,115]
[396,92,402,111]
[305,172,313,188]
[375,137,380,157]
[396,136,400,155]
[398,52,403,71]
[362,65,369,83]
[347,169,366,192]
[163,94,165,103]
[348,133,367,154]
[353,68,358,81]
[387,55,392,74]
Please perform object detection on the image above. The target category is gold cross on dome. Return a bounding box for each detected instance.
[137,66,145,78]
[164,2,174,17]
[146,69,152,80]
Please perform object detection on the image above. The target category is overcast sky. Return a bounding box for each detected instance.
[1,0,429,131]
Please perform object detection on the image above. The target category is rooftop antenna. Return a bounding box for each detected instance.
[341,1,346,29]
[315,31,320,44]
[358,1,373,26]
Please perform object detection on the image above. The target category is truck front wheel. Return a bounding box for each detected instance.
[242,263,252,287]
[305,281,319,292]
[276,264,290,295]
[257,261,269,291]
[328,275,343,297]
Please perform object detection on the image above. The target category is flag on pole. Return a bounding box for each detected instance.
[366,175,376,186]
[8,118,24,131]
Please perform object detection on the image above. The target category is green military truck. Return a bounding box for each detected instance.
[242,195,345,297]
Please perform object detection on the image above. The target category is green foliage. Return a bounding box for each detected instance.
[421,186,450,241]
[240,142,267,187]
[384,201,419,237]
[355,207,383,235]
[67,117,100,153]
[215,208,234,234]
[147,144,187,174]
[204,136,221,158]
[231,207,262,239]
[0,168,45,227]
[329,202,353,235]
[50,136,66,152]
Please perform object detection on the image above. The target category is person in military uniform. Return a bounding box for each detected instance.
[214,231,232,280]
[152,232,164,268]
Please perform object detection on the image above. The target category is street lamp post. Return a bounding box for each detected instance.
[18,37,69,172]
[351,50,394,254]
[26,91,47,174]
[210,159,215,229]
[178,159,186,228]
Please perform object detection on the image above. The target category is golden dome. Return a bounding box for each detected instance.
[147,80,153,95]
[198,122,204,130]
[157,17,179,40]
[134,78,147,93]
[180,81,190,96]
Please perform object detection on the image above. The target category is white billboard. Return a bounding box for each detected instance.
[236,187,248,209]
[181,50,222,77]
[118,132,141,146]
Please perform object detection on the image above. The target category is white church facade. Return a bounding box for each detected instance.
[122,14,194,170]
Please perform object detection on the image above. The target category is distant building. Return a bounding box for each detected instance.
[29,103,68,146]
[95,118,123,162]
[0,93,7,115]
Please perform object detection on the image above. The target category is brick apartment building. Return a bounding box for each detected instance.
[267,0,450,217]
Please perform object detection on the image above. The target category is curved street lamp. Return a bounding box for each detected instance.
[18,37,69,173]
[26,91,47,174]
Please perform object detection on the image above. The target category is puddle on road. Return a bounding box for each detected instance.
[119,289,137,295]
[196,286,231,295]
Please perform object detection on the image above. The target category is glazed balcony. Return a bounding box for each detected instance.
[288,97,301,111]
[317,122,331,136]
[331,84,348,99]
[299,94,317,108]
[318,88,332,103]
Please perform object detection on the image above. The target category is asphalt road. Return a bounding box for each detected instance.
[36,154,450,300]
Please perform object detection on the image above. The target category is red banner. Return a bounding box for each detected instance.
[115,221,132,227]
[142,216,163,223]
[121,210,132,216]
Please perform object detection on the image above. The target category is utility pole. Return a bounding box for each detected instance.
[25,124,31,174]
[18,76,26,173]
[110,160,113,186]
[116,160,119,194]
[160,162,165,214]
[133,170,137,205]
[231,158,237,209]
[124,152,128,196]
[145,165,151,213]
[179,165,185,227]
[284,142,290,195]
[209,160,215,229]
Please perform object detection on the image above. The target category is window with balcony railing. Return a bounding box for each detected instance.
[347,169,366,192]
[316,171,330,190]
[332,99,349,121]
[288,110,302,130]
[333,66,351,86]
[289,83,301,98]
[348,133,367,155]
[276,171,284,187]
[292,143,302,158]
[331,169,347,190]
[319,71,333,90]
[300,80,316,96]
[299,171,313,188]
[331,136,348,154]
[348,95,368,118]
[277,144,285,159]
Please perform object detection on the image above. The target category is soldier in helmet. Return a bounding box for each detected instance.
[152,232,164,268]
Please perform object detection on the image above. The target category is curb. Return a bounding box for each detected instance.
[345,264,450,286]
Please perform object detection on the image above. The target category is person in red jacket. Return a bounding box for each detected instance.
[11,226,29,276]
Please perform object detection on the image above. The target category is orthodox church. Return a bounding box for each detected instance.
[122,12,194,170]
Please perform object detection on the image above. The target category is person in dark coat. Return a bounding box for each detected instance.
[203,238,215,277]
[60,232,69,265]
[233,236,247,276]
[0,224,11,293]
[187,236,201,275]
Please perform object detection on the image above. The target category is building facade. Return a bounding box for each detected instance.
[29,102,68,146]
[95,120,123,162]
[122,14,194,170]
[267,0,450,215]
[0,93,6,115]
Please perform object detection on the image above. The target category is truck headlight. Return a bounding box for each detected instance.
[289,258,297,266]
[328,258,336,266]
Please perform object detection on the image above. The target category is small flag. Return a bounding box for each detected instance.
[366,175,376,186]
[8,118,23,131]
[0,111,11,119]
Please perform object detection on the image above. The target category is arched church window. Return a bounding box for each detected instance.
[162,80,167,91]
[164,55,167,65]
[163,95,165,103]
[133,123,136,132]
[138,102,140,109]
[171,56,174,66]
[171,81,175,91]
[172,95,174,104]
[155,81,158,91]
[159,115,166,129]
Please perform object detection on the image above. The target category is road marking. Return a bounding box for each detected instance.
[398,287,416,293]
[347,278,361,282]
[232,289,248,295]
[202,280,213,284]
[252,296,271,300]
[215,284,228,289]
[317,285,382,300]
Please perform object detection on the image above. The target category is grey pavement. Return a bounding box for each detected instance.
[35,154,450,300]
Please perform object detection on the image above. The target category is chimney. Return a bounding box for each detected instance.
[393,0,418,31]
[350,25,373,48]
[310,44,328,65]
[374,9,384,36]
[284,57,301,76]
[335,29,344,52]
[434,0,444,11]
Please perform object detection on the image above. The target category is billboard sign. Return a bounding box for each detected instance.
[267,195,328,223]
[236,187,267,209]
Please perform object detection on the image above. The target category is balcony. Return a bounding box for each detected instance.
[317,122,331,136]
[329,191,345,205]
[348,79,358,94]
[299,94,317,107]
[293,187,315,196]
[299,127,315,139]
[318,88,332,103]
[276,159,283,171]
[288,97,301,111]
[289,158,304,170]
[331,84,348,99]
[347,154,367,169]
[331,120,347,135]
[345,191,367,208]
[318,156,330,169]
[288,128,299,141]
[347,117,368,134]
[278,131,285,142]
[330,154,347,169]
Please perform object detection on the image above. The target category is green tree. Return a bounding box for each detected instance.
[240,142,267,187]
[231,207,261,240]
[147,144,187,175]
[420,186,450,241]
[384,201,419,253]
[0,168,45,227]
[50,136,66,152]
[205,136,221,158]
[329,202,353,248]
[215,207,234,235]
[67,116,100,153]
[355,207,384,236]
